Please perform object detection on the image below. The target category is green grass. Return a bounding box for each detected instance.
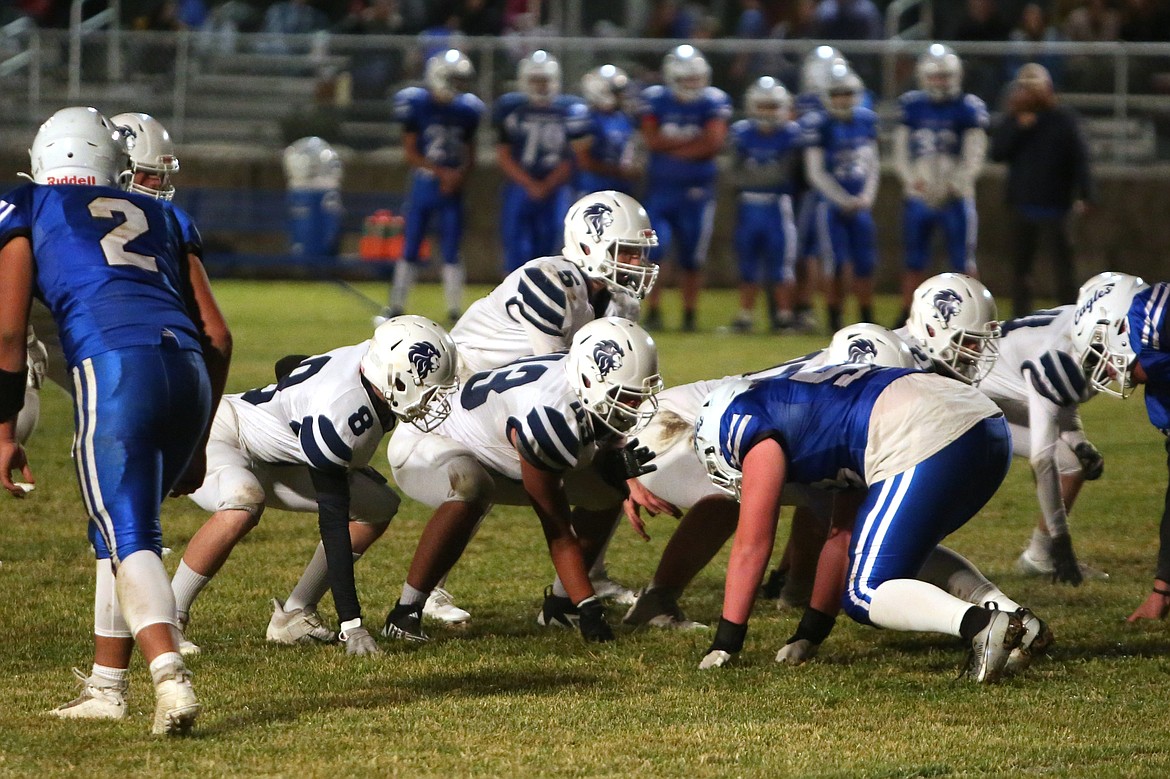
[3,281,1170,777]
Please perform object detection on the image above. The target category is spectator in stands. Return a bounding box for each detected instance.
[989,63,1093,317]
[177,0,210,29]
[1064,0,1122,41]
[334,0,406,98]
[952,0,1013,103]
[643,0,698,39]
[258,0,329,54]
[1008,3,1066,87]
[1120,0,1170,41]
[460,0,504,36]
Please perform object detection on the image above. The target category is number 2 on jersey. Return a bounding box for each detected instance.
[88,197,158,272]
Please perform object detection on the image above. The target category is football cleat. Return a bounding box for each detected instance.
[151,666,200,736]
[1015,549,1110,581]
[536,586,579,628]
[423,587,471,624]
[775,639,820,666]
[964,607,1026,684]
[266,598,338,645]
[176,615,201,657]
[49,668,128,720]
[381,602,429,643]
[622,588,707,630]
[589,573,638,606]
[1004,608,1054,675]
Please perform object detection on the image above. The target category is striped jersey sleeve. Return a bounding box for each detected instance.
[1021,350,1092,407]
[506,403,587,472]
[298,414,355,474]
[508,263,575,337]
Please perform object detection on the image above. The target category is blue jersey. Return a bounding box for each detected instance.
[638,85,732,187]
[0,183,202,367]
[493,92,589,179]
[730,119,803,195]
[1129,283,1170,432]
[898,90,989,162]
[715,365,917,485]
[800,106,880,196]
[577,108,635,194]
[394,86,484,170]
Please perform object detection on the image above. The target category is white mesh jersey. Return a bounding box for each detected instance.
[450,256,639,378]
[224,344,394,474]
[431,353,599,480]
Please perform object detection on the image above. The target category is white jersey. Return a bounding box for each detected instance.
[432,353,601,481]
[224,344,394,474]
[451,256,639,378]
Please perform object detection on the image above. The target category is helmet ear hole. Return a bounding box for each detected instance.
[395,376,407,392]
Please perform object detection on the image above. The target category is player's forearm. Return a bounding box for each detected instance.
[312,469,362,623]
[0,238,34,375]
[495,146,538,188]
[859,143,880,205]
[892,126,914,187]
[804,149,855,208]
[540,160,574,190]
[1030,454,1069,537]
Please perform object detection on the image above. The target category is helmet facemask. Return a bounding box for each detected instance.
[1079,322,1137,399]
[930,323,1000,384]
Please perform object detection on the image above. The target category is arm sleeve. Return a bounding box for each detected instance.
[309,467,361,623]
[1026,388,1069,537]
[953,127,988,198]
[804,147,855,208]
[859,140,880,206]
[892,124,914,188]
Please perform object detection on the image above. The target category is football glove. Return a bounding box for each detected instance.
[340,626,382,656]
[577,596,614,643]
[1050,533,1083,586]
[699,649,734,669]
[596,438,658,494]
[775,638,820,665]
[1073,441,1104,481]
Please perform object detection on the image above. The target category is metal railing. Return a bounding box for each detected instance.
[68,0,121,100]
[0,29,1167,162]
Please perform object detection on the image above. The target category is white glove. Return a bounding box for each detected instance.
[775,639,819,666]
[341,626,381,656]
[699,649,734,670]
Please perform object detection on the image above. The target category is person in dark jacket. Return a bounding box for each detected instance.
[990,63,1094,317]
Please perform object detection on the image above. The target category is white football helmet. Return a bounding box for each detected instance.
[1071,271,1149,398]
[28,106,131,188]
[823,63,863,121]
[800,45,846,96]
[565,317,663,436]
[745,76,792,129]
[282,136,343,190]
[518,50,561,106]
[663,44,710,103]
[581,64,629,112]
[693,378,755,500]
[827,323,917,369]
[563,191,659,299]
[360,315,459,431]
[917,43,963,102]
[907,273,1000,384]
[426,49,475,103]
[111,112,179,200]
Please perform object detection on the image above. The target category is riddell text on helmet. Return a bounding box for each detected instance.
[45,175,97,185]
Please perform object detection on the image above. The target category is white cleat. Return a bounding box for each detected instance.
[266,598,337,645]
[176,616,201,657]
[49,668,127,720]
[423,587,471,624]
[965,607,1026,684]
[1015,549,1110,581]
[623,588,707,630]
[151,667,200,736]
[590,575,637,606]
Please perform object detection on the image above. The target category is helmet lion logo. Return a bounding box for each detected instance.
[408,341,441,379]
[592,339,625,379]
[582,203,614,241]
[847,339,878,363]
[932,289,963,325]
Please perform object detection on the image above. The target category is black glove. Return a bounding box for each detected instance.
[596,438,658,494]
[1073,441,1104,481]
[1050,533,1083,586]
[577,596,614,643]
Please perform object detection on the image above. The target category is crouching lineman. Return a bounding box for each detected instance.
[694,363,1028,683]
[427,190,664,623]
[173,316,458,657]
[381,318,662,644]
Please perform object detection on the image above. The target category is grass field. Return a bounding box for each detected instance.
[3,280,1170,778]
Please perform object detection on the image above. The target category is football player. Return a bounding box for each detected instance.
[693,364,1028,682]
[380,318,662,644]
[637,44,732,332]
[1066,273,1170,621]
[420,190,664,622]
[0,107,232,734]
[728,76,803,333]
[893,45,989,327]
[379,50,484,325]
[573,64,639,197]
[494,50,589,273]
[801,63,881,333]
[172,316,458,658]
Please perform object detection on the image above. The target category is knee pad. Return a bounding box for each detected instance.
[94,558,132,639]
[444,455,494,505]
[350,467,401,527]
